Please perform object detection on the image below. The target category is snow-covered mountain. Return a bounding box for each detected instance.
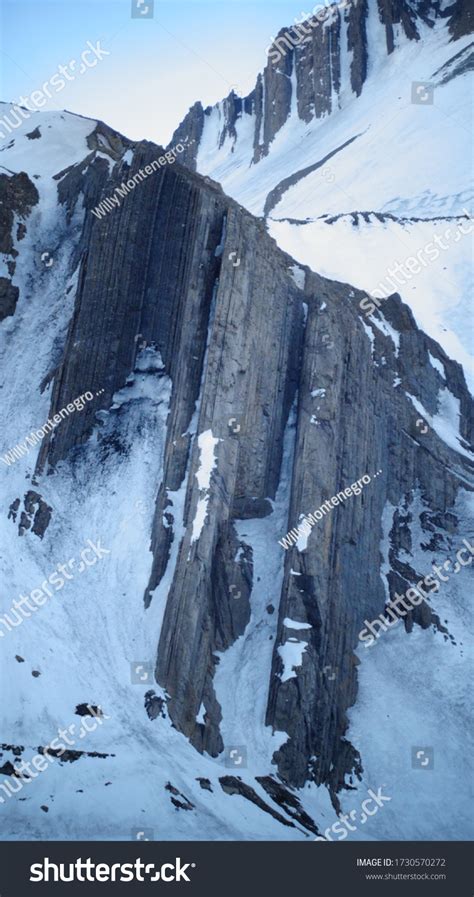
[0,0,473,843]
[171,0,474,388]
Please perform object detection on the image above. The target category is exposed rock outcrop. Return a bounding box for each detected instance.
[447,0,474,40]
[0,170,38,321]
[168,1,468,166]
[28,131,473,802]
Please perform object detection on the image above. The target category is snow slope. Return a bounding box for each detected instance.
[191,14,473,391]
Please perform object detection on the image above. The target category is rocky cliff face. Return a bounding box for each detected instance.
[4,115,470,808]
[170,0,472,167]
[0,171,38,322]
[266,284,473,794]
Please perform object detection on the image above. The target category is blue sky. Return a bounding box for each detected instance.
[0,0,318,145]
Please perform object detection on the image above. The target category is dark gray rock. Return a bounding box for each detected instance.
[168,2,467,169]
[347,0,369,96]
[0,171,38,255]
[265,277,473,797]
[432,44,474,84]
[376,0,420,54]
[144,690,166,720]
[0,277,19,322]
[22,491,52,538]
[255,776,321,835]
[165,782,194,811]
[168,101,205,170]
[263,133,361,218]
[0,170,38,320]
[219,776,296,829]
[447,0,474,40]
[196,777,213,791]
[20,112,473,807]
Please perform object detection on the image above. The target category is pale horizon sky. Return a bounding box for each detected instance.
[0,0,322,146]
